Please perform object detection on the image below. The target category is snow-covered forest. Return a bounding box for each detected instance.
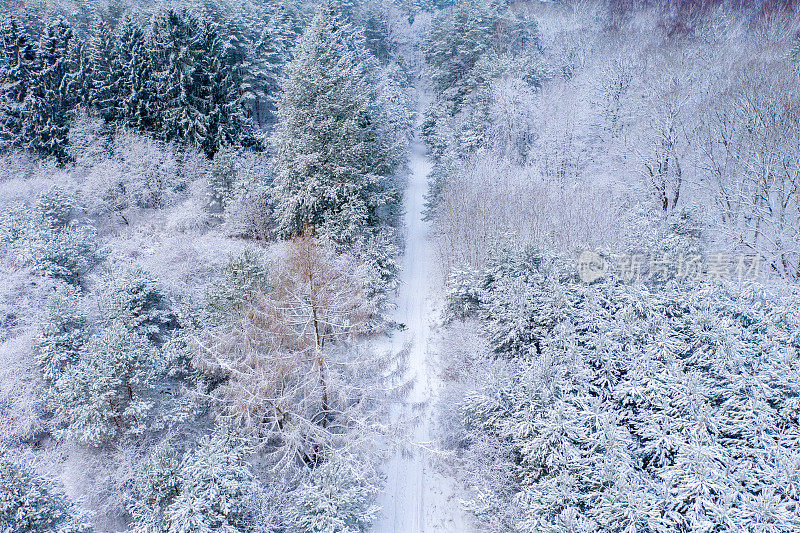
[1,0,800,531]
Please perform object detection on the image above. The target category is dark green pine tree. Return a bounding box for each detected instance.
[197,18,251,156]
[0,17,36,148]
[254,2,304,125]
[118,17,155,132]
[150,11,208,149]
[362,3,394,63]
[69,38,92,107]
[213,6,264,127]
[423,0,495,110]
[89,20,123,122]
[22,19,77,162]
[271,3,402,243]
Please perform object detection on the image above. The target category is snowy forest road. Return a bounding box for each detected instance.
[372,111,470,532]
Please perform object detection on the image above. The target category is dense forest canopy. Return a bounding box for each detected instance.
[1,0,800,532]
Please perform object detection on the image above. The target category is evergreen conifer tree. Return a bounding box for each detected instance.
[22,19,76,162]
[88,20,122,122]
[0,17,36,148]
[271,4,401,243]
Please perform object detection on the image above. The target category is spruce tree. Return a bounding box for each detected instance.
[197,17,250,156]
[36,281,88,384]
[271,4,401,243]
[251,1,304,125]
[22,19,76,162]
[118,17,155,132]
[146,10,249,156]
[0,17,36,148]
[88,20,122,122]
[150,11,207,148]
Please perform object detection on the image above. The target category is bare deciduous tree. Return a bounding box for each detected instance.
[194,234,380,469]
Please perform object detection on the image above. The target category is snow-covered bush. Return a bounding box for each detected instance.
[222,183,272,241]
[204,250,269,324]
[442,266,483,320]
[82,131,199,219]
[0,193,101,285]
[24,223,101,285]
[129,431,258,533]
[351,229,399,299]
[289,455,380,533]
[99,268,176,344]
[128,445,180,533]
[0,458,93,532]
[206,148,238,213]
[36,282,88,384]
[67,110,110,168]
[53,321,156,445]
[35,186,76,230]
[219,151,273,241]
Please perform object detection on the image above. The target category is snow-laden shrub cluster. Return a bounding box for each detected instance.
[35,266,184,446]
[204,249,269,324]
[443,245,800,532]
[81,130,201,219]
[0,187,102,284]
[206,148,273,241]
[129,431,259,533]
[0,458,93,532]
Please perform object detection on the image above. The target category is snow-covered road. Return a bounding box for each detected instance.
[372,118,470,532]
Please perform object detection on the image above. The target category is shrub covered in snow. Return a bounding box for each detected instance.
[0,458,93,532]
[129,431,258,533]
[0,189,102,285]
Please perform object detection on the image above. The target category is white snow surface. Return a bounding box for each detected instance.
[372,119,471,532]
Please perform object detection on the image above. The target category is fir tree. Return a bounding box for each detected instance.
[271,5,401,243]
[100,267,176,344]
[251,1,304,125]
[150,11,204,145]
[22,19,76,162]
[164,431,256,532]
[197,17,251,156]
[0,17,36,148]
